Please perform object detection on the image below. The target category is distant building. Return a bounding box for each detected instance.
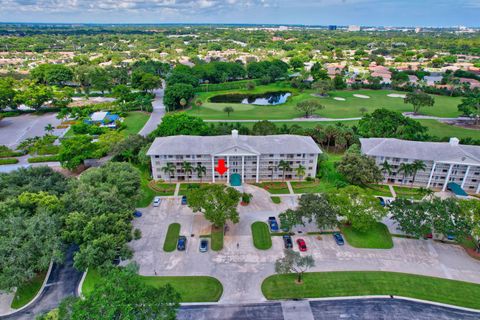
[86,111,121,128]
[348,25,361,32]
[328,25,337,31]
[147,130,322,184]
[361,137,480,194]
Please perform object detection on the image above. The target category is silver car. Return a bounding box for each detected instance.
[153,196,161,207]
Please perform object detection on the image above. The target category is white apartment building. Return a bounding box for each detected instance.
[361,137,480,194]
[147,130,322,184]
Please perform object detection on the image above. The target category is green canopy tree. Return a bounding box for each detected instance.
[68,265,180,320]
[275,249,315,283]
[295,99,324,118]
[59,135,97,170]
[404,91,435,115]
[187,184,241,228]
[149,113,208,139]
[336,152,382,186]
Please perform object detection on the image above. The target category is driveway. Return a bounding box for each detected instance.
[130,184,480,304]
[0,113,63,149]
[138,85,166,137]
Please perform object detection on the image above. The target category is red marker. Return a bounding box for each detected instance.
[215,159,229,175]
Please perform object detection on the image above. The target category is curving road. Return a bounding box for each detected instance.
[0,246,83,320]
[138,84,166,137]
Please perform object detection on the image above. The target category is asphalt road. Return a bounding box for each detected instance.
[0,246,83,320]
[178,299,480,320]
[138,85,166,137]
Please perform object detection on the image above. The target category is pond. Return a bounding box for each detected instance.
[210,91,291,106]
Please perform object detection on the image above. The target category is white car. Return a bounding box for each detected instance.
[153,196,162,207]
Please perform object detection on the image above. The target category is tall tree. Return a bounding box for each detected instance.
[410,160,427,186]
[194,164,207,182]
[181,161,194,182]
[458,94,480,125]
[69,265,180,320]
[336,153,382,186]
[162,163,176,182]
[187,184,241,228]
[404,91,435,115]
[275,249,315,283]
[295,99,324,118]
[277,160,291,181]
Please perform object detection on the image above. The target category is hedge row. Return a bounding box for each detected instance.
[0,158,19,165]
[27,155,60,163]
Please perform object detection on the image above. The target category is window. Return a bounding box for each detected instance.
[155,155,159,158]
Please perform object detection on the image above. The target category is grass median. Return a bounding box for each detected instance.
[11,271,47,309]
[163,223,181,252]
[262,271,480,309]
[340,222,393,249]
[251,222,272,250]
[83,269,223,302]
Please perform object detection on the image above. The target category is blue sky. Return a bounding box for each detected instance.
[0,0,478,27]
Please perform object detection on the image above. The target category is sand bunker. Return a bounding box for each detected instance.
[387,94,407,98]
[353,94,370,99]
[334,97,346,101]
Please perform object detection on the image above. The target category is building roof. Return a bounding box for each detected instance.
[360,138,480,166]
[90,111,109,122]
[147,132,322,156]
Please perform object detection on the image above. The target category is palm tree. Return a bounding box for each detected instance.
[295,165,306,180]
[380,160,393,181]
[194,164,207,183]
[410,160,426,186]
[44,123,54,134]
[277,160,291,181]
[161,163,176,182]
[181,161,194,182]
[398,163,413,185]
[268,166,276,181]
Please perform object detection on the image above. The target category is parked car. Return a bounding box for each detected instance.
[378,197,393,207]
[447,234,455,241]
[199,239,209,252]
[153,196,161,207]
[297,238,307,252]
[283,235,293,249]
[333,232,344,246]
[177,236,187,251]
[133,210,142,218]
[181,195,187,205]
[268,216,279,232]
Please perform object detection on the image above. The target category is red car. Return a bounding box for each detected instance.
[296,238,307,252]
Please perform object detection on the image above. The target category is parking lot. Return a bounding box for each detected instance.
[130,185,480,303]
[0,113,64,148]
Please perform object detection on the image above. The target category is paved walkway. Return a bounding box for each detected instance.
[389,185,396,197]
[174,183,181,196]
[138,83,166,137]
[286,181,294,195]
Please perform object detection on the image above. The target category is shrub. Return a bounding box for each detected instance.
[133,229,142,240]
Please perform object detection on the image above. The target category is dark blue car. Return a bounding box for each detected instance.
[133,210,142,218]
[333,232,345,246]
[268,217,279,232]
[181,195,187,205]
[283,235,293,249]
[177,236,187,251]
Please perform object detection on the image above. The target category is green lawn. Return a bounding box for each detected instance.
[188,83,462,120]
[163,223,181,252]
[251,222,273,250]
[150,182,176,196]
[122,111,150,136]
[211,227,224,251]
[340,222,393,249]
[393,186,428,200]
[178,183,201,195]
[254,182,290,194]
[82,269,222,302]
[262,271,480,309]
[271,196,281,204]
[11,271,47,309]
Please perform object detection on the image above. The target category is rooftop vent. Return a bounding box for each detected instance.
[449,137,460,146]
[232,130,239,139]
